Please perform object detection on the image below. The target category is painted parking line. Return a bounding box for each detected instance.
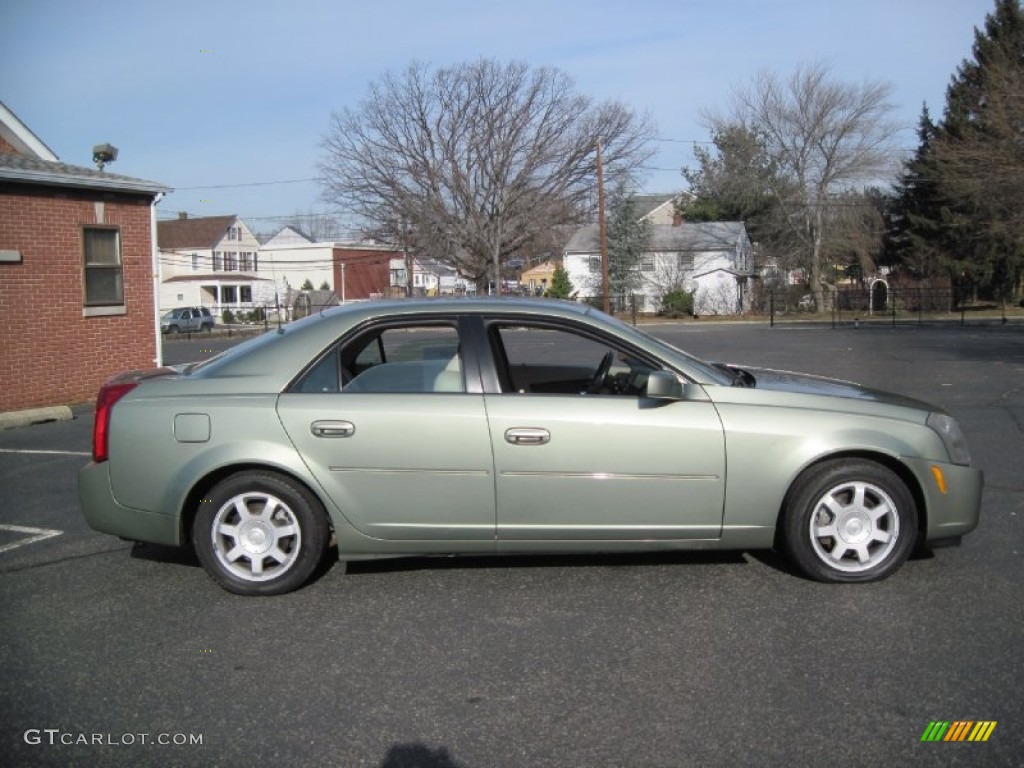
[0,449,90,456]
[0,524,63,554]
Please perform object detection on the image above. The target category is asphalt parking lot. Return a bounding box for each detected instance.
[1,321,1022,767]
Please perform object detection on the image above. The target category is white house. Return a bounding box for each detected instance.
[259,225,337,298]
[389,257,471,296]
[563,220,755,315]
[157,214,270,313]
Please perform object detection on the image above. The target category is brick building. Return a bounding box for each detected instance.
[0,102,168,413]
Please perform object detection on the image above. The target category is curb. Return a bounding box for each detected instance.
[0,406,74,430]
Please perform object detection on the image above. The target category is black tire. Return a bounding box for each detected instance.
[781,459,917,583]
[168,324,180,334]
[192,471,330,595]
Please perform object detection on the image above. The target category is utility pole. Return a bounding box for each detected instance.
[596,138,609,314]
[403,218,413,297]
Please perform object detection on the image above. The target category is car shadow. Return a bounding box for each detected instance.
[128,541,342,587]
[128,542,804,583]
[345,549,752,575]
[129,541,202,567]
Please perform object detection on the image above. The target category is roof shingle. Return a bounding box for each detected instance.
[157,215,238,249]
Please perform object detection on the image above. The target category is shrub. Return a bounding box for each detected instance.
[222,308,235,325]
[661,289,694,318]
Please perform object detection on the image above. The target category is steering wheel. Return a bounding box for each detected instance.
[586,351,614,394]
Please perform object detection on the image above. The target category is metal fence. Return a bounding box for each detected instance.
[764,287,1022,327]
[158,288,1021,340]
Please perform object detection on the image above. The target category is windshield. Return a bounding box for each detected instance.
[591,310,734,385]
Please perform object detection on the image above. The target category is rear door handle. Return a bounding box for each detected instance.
[505,427,550,446]
[311,420,355,438]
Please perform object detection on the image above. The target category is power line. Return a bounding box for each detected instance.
[172,177,320,190]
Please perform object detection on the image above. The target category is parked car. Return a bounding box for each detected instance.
[161,306,214,334]
[79,298,982,595]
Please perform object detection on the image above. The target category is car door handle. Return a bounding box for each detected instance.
[311,420,355,438]
[505,428,550,446]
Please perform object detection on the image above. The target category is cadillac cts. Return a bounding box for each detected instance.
[78,298,983,595]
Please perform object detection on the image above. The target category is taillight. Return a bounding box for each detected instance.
[92,381,138,463]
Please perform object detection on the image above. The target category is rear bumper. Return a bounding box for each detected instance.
[78,462,180,546]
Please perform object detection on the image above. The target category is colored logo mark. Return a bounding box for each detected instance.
[921,721,997,742]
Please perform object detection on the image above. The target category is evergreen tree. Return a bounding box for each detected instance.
[886,105,946,278]
[543,265,574,299]
[894,0,1024,299]
[603,189,651,300]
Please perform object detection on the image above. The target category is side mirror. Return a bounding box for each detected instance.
[644,370,685,400]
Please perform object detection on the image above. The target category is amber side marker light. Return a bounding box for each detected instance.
[930,465,948,495]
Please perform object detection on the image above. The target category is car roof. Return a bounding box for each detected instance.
[183,297,726,389]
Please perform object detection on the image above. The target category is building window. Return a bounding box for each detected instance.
[227,226,240,241]
[191,253,200,271]
[222,286,238,304]
[225,252,238,272]
[240,285,252,303]
[212,251,223,271]
[640,255,655,273]
[83,227,123,306]
[588,257,601,274]
[239,252,251,271]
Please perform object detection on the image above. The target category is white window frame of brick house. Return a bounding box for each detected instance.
[82,225,126,316]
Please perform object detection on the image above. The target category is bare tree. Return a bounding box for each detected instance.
[710,62,900,310]
[319,59,655,291]
[278,210,347,242]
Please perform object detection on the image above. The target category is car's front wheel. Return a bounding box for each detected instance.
[781,459,917,583]
[192,471,330,595]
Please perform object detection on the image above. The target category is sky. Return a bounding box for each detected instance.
[0,0,997,238]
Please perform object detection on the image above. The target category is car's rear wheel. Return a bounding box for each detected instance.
[192,471,330,595]
[781,459,917,583]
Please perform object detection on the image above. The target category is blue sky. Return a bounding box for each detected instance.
[1,0,996,236]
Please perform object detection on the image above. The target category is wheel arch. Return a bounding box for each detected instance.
[179,462,332,549]
[773,450,927,549]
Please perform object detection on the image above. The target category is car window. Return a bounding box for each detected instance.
[294,323,464,394]
[489,323,656,396]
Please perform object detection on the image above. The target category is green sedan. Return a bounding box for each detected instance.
[78,298,983,595]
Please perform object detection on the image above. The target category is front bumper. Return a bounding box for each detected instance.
[904,458,984,540]
[78,462,180,546]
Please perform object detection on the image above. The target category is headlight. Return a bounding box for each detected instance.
[927,412,972,466]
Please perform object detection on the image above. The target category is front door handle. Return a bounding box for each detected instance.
[505,427,550,446]
[311,420,355,438]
